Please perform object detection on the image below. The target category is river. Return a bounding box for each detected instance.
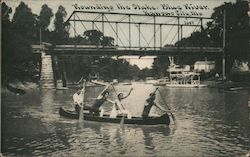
[1,82,250,156]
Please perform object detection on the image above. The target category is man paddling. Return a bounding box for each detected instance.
[73,81,110,117]
[142,88,168,118]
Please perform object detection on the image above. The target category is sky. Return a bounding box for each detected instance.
[4,0,236,69]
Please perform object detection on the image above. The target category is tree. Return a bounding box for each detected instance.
[36,4,53,42]
[83,30,103,45]
[82,30,115,46]
[139,67,152,80]
[2,2,12,23]
[152,56,169,78]
[2,2,12,43]
[101,36,114,46]
[2,2,13,83]
[52,5,69,44]
[12,2,36,39]
[209,1,250,72]
[2,2,37,83]
[172,1,250,75]
[39,4,53,31]
[176,30,210,47]
[68,35,88,45]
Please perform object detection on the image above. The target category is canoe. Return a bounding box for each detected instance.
[6,84,26,95]
[166,84,208,88]
[59,107,170,125]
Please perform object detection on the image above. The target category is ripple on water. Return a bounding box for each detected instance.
[2,86,250,157]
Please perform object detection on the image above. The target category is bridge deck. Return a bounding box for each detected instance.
[32,45,223,56]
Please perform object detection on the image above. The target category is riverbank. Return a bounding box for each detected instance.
[2,80,250,95]
[1,81,39,95]
[203,80,250,90]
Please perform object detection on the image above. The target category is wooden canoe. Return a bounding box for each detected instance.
[59,107,170,125]
[6,84,26,95]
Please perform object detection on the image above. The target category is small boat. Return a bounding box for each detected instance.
[112,79,119,85]
[153,78,169,86]
[145,77,157,84]
[56,87,69,90]
[229,87,244,91]
[166,84,208,88]
[119,82,132,85]
[59,107,170,125]
[6,84,26,95]
[119,80,132,85]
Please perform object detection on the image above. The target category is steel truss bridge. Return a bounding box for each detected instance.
[32,11,227,88]
[35,10,222,56]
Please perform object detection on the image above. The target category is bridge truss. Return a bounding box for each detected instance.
[65,11,220,53]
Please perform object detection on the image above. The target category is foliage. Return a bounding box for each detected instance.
[39,4,53,31]
[139,68,153,80]
[82,30,115,46]
[96,57,141,81]
[151,56,169,78]
[2,2,13,83]
[61,56,143,82]
[1,2,154,84]
[155,1,250,79]
[2,2,37,83]
[83,30,103,45]
[67,35,88,45]
[4,1,248,84]
[229,72,250,82]
[12,2,36,39]
[176,30,210,47]
[52,5,69,44]
[1,2,12,23]
[35,4,53,42]
[101,36,114,46]
[209,1,250,72]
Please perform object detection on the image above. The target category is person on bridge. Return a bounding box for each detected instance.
[142,88,168,118]
[109,88,133,119]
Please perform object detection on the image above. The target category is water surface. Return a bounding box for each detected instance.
[2,83,250,156]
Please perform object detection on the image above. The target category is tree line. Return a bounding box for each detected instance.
[1,2,153,84]
[2,1,249,84]
[153,1,250,80]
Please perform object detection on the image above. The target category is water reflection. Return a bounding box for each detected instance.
[225,91,249,125]
[49,116,172,156]
[1,84,250,156]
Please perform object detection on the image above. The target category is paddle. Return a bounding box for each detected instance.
[79,79,86,122]
[151,87,159,95]
[111,84,126,125]
[157,89,176,125]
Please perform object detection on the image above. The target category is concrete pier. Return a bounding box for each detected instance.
[40,53,54,88]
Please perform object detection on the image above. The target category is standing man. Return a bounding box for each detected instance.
[142,88,167,118]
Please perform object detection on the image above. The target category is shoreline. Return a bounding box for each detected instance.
[1,80,250,95]
[202,80,250,89]
[1,81,39,95]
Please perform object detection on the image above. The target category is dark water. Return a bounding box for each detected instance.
[1,83,250,156]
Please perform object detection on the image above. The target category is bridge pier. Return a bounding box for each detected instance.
[40,52,55,88]
[39,52,68,89]
[53,56,68,89]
